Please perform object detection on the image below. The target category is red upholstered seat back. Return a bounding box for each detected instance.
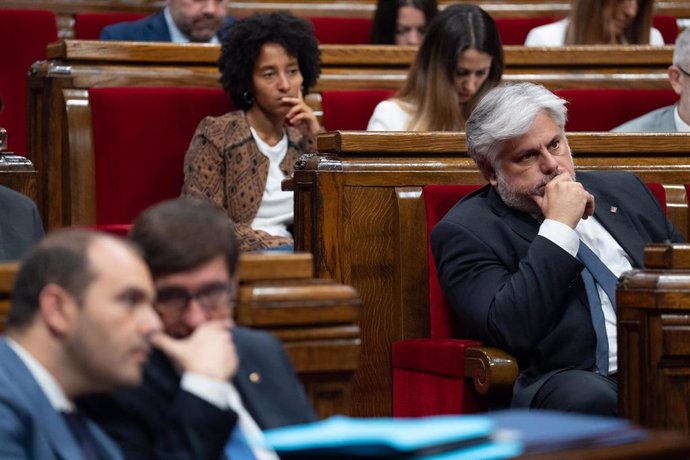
[645,183,667,214]
[74,12,147,39]
[0,9,58,156]
[321,89,396,131]
[554,88,678,131]
[424,185,483,339]
[89,86,233,225]
[310,16,372,44]
[652,15,679,44]
[495,17,559,45]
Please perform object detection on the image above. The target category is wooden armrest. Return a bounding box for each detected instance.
[464,346,518,395]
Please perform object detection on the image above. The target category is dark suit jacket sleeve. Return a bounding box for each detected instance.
[78,363,237,460]
[433,218,583,358]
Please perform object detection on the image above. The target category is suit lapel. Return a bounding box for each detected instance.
[0,340,86,460]
[579,172,644,267]
[232,354,269,429]
[487,186,541,242]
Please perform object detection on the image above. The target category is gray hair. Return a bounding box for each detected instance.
[673,27,690,69]
[465,82,568,178]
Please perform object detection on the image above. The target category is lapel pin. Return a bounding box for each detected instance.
[609,206,618,214]
[249,372,261,384]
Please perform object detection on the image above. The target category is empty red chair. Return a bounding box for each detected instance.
[0,9,58,156]
[89,86,233,227]
[310,17,373,45]
[554,88,678,131]
[74,12,147,40]
[652,15,679,45]
[321,89,396,131]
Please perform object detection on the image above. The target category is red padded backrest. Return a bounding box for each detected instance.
[424,184,483,339]
[554,88,678,131]
[645,183,667,214]
[652,15,679,45]
[74,12,147,39]
[89,86,233,225]
[310,16,372,44]
[321,89,396,131]
[495,16,560,45]
[0,9,58,156]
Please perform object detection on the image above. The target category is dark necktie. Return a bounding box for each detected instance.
[577,241,618,375]
[61,410,101,460]
[224,425,257,460]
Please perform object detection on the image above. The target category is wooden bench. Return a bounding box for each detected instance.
[0,252,362,418]
[291,131,690,417]
[29,40,676,229]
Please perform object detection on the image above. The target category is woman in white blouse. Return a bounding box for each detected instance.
[525,0,664,46]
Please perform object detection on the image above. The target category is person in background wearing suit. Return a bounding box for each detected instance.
[181,12,321,251]
[101,0,234,43]
[367,4,503,131]
[613,27,690,132]
[0,185,43,261]
[0,229,161,459]
[432,82,684,415]
[525,0,663,46]
[79,199,316,460]
[370,0,438,46]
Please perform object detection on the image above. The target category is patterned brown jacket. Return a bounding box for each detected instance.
[181,111,316,251]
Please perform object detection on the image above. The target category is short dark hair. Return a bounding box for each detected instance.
[218,12,321,110]
[370,0,438,44]
[130,199,240,279]
[8,230,121,329]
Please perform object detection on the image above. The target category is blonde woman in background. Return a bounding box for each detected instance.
[525,0,663,46]
[367,4,504,131]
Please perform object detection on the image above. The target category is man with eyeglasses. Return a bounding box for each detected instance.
[613,27,690,132]
[78,199,316,460]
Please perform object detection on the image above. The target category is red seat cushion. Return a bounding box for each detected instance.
[0,9,58,156]
[321,89,396,131]
[495,17,560,45]
[554,89,678,131]
[652,15,679,44]
[310,17,372,45]
[89,86,233,225]
[74,12,147,39]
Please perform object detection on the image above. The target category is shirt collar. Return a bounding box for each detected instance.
[6,338,75,412]
[163,6,219,44]
[674,105,690,132]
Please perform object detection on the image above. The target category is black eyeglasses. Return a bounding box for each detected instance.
[156,282,235,314]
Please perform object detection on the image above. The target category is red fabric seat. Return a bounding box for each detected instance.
[74,12,147,39]
[321,89,396,131]
[392,184,483,417]
[309,16,372,45]
[0,9,58,156]
[495,17,560,45]
[652,15,679,45]
[554,88,678,131]
[89,86,233,227]
[392,182,667,417]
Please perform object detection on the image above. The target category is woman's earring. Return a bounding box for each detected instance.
[242,91,254,105]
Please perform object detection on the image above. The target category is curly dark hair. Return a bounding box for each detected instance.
[219,12,321,110]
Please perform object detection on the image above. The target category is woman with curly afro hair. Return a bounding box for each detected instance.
[182,12,321,251]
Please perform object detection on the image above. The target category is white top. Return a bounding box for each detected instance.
[367,99,414,131]
[674,105,690,132]
[180,373,278,460]
[524,18,665,46]
[163,6,220,44]
[249,127,293,239]
[7,338,74,412]
[539,217,634,374]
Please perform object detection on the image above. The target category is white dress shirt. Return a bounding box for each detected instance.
[538,217,634,374]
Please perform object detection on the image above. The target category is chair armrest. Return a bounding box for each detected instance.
[464,346,518,395]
